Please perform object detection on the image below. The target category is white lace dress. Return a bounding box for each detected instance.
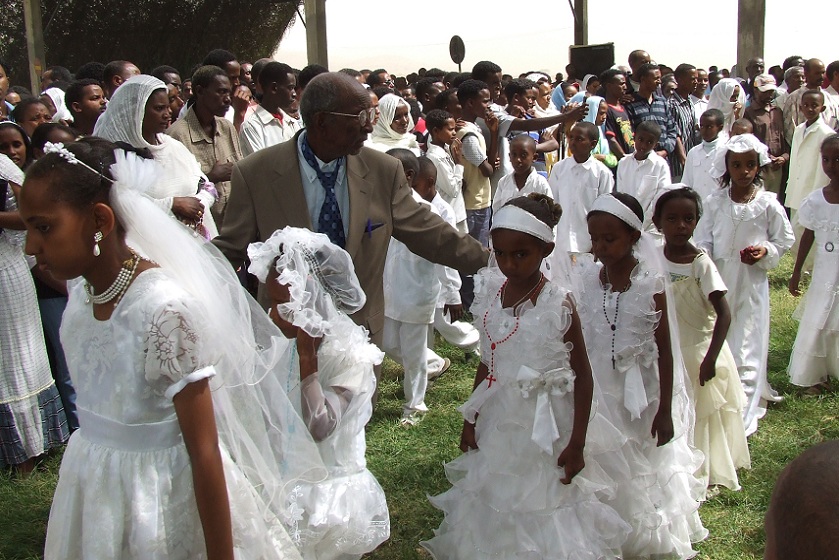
[284,316,390,559]
[577,260,707,559]
[44,269,301,559]
[422,268,630,560]
[788,189,839,385]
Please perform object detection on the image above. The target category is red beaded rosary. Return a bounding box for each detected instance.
[482,275,545,377]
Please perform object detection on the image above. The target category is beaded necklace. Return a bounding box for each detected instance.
[84,251,141,305]
[482,274,544,376]
[601,267,629,370]
[727,184,757,254]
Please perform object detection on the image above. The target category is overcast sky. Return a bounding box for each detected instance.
[273,0,835,77]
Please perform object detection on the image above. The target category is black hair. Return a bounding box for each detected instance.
[822,133,839,152]
[674,63,696,80]
[64,79,102,114]
[405,98,421,124]
[572,121,600,142]
[202,49,237,69]
[8,85,34,100]
[636,120,662,140]
[443,71,459,85]
[0,122,35,169]
[425,68,446,80]
[45,81,70,92]
[338,68,361,78]
[600,68,625,84]
[103,60,134,84]
[26,136,117,210]
[653,186,703,222]
[587,192,644,232]
[504,78,537,100]
[298,64,328,90]
[191,65,227,92]
[74,61,105,83]
[366,69,389,87]
[259,62,294,90]
[636,63,660,80]
[11,97,48,124]
[826,61,839,81]
[505,193,562,229]
[510,134,537,152]
[701,108,724,127]
[801,89,825,105]
[450,73,471,88]
[720,149,763,188]
[45,66,73,83]
[782,55,804,71]
[456,79,489,104]
[731,118,754,133]
[471,61,502,82]
[424,109,453,131]
[30,122,77,153]
[0,57,10,78]
[434,89,457,111]
[417,156,437,179]
[415,77,441,101]
[386,148,419,178]
[150,65,180,84]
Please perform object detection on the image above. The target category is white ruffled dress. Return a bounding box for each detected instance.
[788,189,839,386]
[577,260,707,559]
[422,268,631,560]
[45,269,302,559]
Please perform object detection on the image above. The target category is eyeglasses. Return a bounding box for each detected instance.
[324,107,378,127]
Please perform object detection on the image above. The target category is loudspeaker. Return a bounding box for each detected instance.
[569,42,616,79]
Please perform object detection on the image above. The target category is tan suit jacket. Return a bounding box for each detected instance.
[213,132,488,337]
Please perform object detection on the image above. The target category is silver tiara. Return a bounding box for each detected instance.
[43,142,114,183]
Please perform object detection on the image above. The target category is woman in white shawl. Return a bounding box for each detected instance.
[707,78,746,134]
[366,93,420,155]
[40,87,73,123]
[93,75,219,239]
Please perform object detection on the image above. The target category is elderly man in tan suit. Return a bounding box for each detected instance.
[213,72,488,356]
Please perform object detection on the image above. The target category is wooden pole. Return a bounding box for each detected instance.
[23,0,46,94]
[304,0,328,68]
[574,0,588,46]
[737,0,765,78]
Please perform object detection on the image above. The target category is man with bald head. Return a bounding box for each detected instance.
[783,58,839,142]
[627,49,651,94]
[213,72,488,367]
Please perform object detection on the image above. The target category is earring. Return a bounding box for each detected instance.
[93,231,103,257]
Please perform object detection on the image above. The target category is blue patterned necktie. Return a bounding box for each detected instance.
[300,137,346,248]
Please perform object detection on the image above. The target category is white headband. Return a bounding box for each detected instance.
[491,204,554,243]
[589,194,643,231]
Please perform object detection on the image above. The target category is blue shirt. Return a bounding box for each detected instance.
[296,132,350,238]
[625,92,678,155]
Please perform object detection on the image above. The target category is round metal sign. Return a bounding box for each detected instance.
[449,35,465,65]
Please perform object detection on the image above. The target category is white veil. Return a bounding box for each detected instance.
[94,75,166,149]
[107,150,327,519]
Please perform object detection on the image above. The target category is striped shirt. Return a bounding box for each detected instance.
[668,92,699,178]
[625,92,678,156]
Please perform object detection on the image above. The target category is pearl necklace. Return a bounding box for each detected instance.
[85,252,141,305]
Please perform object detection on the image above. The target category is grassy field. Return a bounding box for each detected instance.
[2,255,837,559]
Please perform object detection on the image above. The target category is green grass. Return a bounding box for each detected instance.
[3,254,837,559]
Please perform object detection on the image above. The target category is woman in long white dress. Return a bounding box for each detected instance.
[94,75,219,239]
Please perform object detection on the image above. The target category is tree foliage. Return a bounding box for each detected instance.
[0,0,301,86]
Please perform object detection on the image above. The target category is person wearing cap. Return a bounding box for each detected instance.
[744,74,789,194]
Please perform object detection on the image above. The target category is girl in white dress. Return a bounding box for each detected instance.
[653,186,750,495]
[578,192,707,559]
[788,134,839,390]
[248,227,390,560]
[423,194,630,560]
[20,138,324,559]
[694,134,794,436]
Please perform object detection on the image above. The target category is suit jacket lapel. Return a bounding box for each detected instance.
[273,132,313,230]
[345,153,371,258]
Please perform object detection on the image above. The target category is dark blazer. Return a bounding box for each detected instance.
[213,132,488,336]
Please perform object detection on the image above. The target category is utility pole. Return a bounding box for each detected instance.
[736,0,765,78]
[573,0,588,45]
[304,0,328,68]
[23,0,46,94]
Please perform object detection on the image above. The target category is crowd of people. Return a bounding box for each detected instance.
[1,44,838,559]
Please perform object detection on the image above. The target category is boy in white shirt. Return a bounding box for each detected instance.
[683,108,727,201]
[424,109,467,233]
[547,121,614,259]
[616,120,672,234]
[239,62,300,155]
[382,150,451,426]
[415,157,480,358]
[492,135,552,213]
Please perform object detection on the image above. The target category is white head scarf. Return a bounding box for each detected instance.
[43,87,72,123]
[369,93,419,153]
[94,75,167,149]
[710,133,771,179]
[580,74,598,94]
[707,78,746,132]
